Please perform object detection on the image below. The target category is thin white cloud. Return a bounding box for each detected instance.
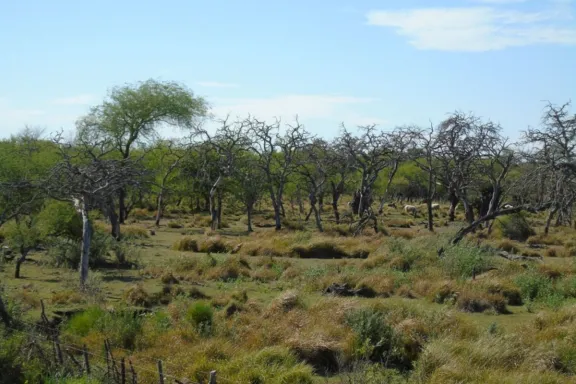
[51,94,96,105]
[197,81,239,88]
[210,94,377,123]
[366,3,576,51]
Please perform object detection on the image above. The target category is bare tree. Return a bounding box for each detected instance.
[410,123,441,232]
[296,139,330,232]
[148,139,187,226]
[248,116,310,230]
[522,101,576,232]
[325,141,354,224]
[47,134,148,286]
[435,112,498,223]
[197,117,250,230]
[339,124,411,235]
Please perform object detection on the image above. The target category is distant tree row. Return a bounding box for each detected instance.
[1,78,575,283]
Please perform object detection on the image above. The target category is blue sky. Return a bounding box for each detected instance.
[1,0,575,141]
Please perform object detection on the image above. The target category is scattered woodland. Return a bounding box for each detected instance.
[1,79,576,384]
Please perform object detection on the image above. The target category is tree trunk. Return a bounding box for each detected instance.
[273,203,282,230]
[296,189,304,215]
[79,202,93,287]
[108,199,120,240]
[246,202,254,232]
[318,193,324,213]
[462,197,475,224]
[331,182,342,224]
[280,201,286,218]
[545,206,559,234]
[210,194,217,231]
[118,188,126,224]
[155,192,164,226]
[195,197,201,212]
[14,249,29,279]
[312,205,323,232]
[217,190,223,230]
[0,295,10,326]
[448,190,458,222]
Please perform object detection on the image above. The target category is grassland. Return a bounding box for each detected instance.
[1,202,576,383]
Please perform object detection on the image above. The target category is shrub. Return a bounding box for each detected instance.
[344,307,409,369]
[186,301,213,335]
[494,213,535,241]
[172,237,199,252]
[47,230,112,269]
[160,271,179,285]
[37,200,82,240]
[442,244,492,279]
[515,272,553,302]
[66,306,108,337]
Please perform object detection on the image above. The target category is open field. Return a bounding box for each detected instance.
[2,203,576,384]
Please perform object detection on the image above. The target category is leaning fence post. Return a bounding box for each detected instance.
[209,370,217,384]
[157,360,164,384]
[83,344,91,375]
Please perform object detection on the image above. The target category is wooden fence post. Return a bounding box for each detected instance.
[157,360,164,384]
[209,370,217,384]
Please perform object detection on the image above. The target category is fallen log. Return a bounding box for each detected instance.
[497,250,543,262]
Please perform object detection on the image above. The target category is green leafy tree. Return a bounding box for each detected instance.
[76,78,208,222]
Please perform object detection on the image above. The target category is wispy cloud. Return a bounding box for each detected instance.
[51,94,95,105]
[211,94,376,122]
[472,0,527,3]
[197,81,239,88]
[366,1,576,51]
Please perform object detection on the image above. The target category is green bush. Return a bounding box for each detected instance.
[38,200,82,241]
[494,213,535,241]
[344,307,408,369]
[66,307,143,349]
[47,230,112,269]
[515,272,553,302]
[442,244,492,279]
[186,301,213,335]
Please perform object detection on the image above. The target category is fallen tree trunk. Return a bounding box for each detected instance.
[497,250,543,262]
[450,203,552,246]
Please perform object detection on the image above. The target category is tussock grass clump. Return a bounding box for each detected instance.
[355,275,395,297]
[160,271,179,284]
[198,236,231,253]
[455,290,508,314]
[167,221,184,229]
[441,243,493,279]
[172,236,199,252]
[123,284,151,307]
[49,290,84,305]
[186,301,213,335]
[205,256,251,281]
[121,225,150,239]
[269,290,304,313]
[483,280,523,306]
[131,208,151,220]
[291,242,349,259]
[497,239,520,254]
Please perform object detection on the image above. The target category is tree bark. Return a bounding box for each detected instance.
[118,188,126,224]
[108,199,120,240]
[14,247,29,279]
[217,190,223,230]
[312,205,323,232]
[155,192,164,226]
[246,202,254,232]
[79,199,93,287]
[448,190,458,222]
[0,295,10,326]
[544,206,559,234]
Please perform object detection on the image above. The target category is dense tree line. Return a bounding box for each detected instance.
[1,79,575,285]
